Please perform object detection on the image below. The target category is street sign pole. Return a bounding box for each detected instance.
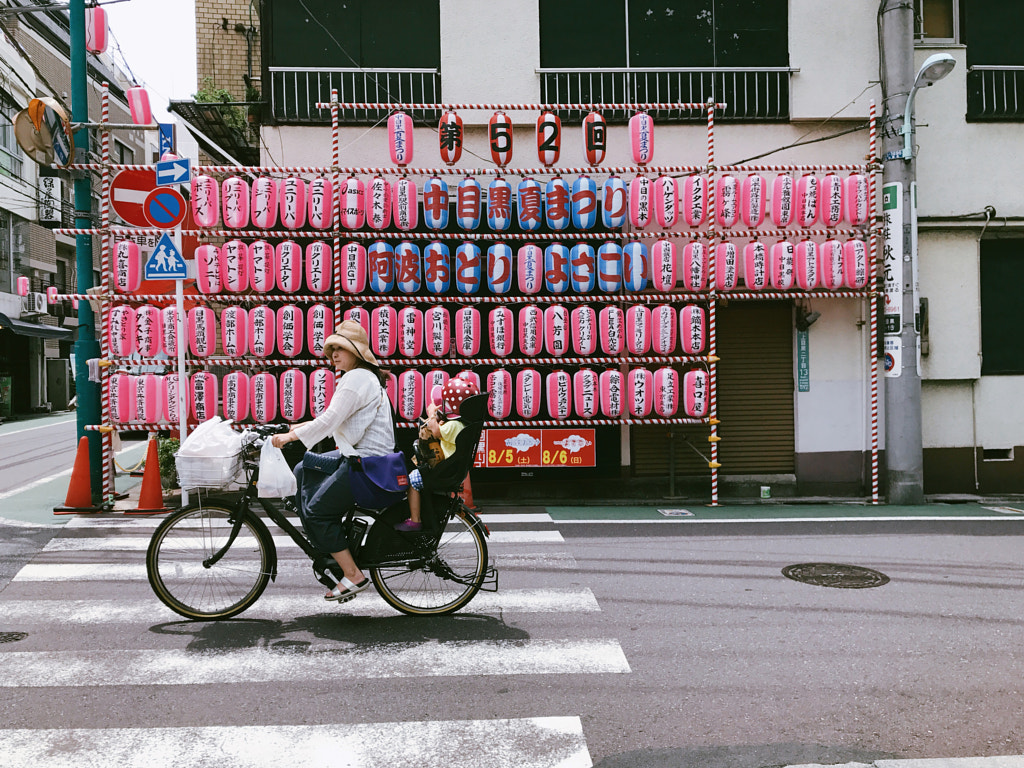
[173,228,188,506]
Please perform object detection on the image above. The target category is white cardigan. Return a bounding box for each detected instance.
[293,368,394,457]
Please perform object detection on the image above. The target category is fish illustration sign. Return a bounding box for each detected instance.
[484,429,596,467]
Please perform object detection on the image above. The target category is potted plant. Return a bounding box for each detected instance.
[156,437,179,490]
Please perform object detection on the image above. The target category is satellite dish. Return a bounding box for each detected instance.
[14,97,74,167]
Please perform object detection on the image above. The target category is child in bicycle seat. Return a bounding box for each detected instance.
[396,376,479,531]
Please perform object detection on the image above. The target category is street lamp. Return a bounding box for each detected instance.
[900,53,956,160]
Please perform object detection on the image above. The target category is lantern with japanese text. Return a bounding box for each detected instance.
[570,243,596,293]
[544,243,570,293]
[488,307,514,357]
[517,178,543,231]
[516,368,541,418]
[626,305,651,355]
[651,239,675,292]
[597,242,622,293]
[717,174,739,228]
[653,175,677,228]
[250,372,277,423]
[340,242,367,294]
[397,307,423,358]
[366,175,391,230]
[795,174,819,228]
[715,242,738,291]
[600,369,624,418]
[518,304,543,357]
[743,241,768,291]
[573,368,599,418]
[602,175,628,228]
[114,240,141,293]
[161,306,178,356]
[843,239,868,289]
[680,305,706,355]
[395,242,422,294]
[682,174,708,227]
[250,177,278,229]
[795,240,820,291]
[220,239,249,293]
[191,372,219,422]
[456,176,482,230]
[223,371,250,422]
[545,176,571,231]
[424,306,450,358]
[187,306,215,357]
[629,111,654,165]
[518,243,543,294]
[623,241,648,292]
[249,306,275,358]
[571,305,597,355]
[248,240,275,293]
[651,304,677,355]
[537,110,561,166]
[136,374,162,424]
[367,241,395,294]
[683,369,708,417]
[629,175,652,229]
[439,110,463,165]
[305,241,332,294]
[628,368,653,417]
[385,372,397,410]
[393,177,418,231]
[820,173,843,228]
[770,241,795,290]
[308,177,333,230]
[455,306,480,357]
[845,174,869,225]
[487,243,513,294]
[771,173,795,227]
[544,304,569,357]
[653,367,679,417]
[370,305,398,359]
[344,308,369,336]
[423,242,451,294]
[110,373,133,423]
[455,242,482,294]
[742,173,767,228]
[487,177,513,231]
[191,174,219,227]
[682,241,708,292]
[162,373,182,423]
[398,369,423,421]
[221,176,250,229]
[276,241,302,293]
[221,306,247,357]
[135,305,161,357]
[193,244,220,294]
[280,369,307,422]
[277,305,303,358]
[487,369,513,419]
[423,176,449,230]
[572,175,598,230]
[309,368,335,418]
[582,111,607,165]
[546,370,572,419]
[820,239,844,290]
[424,370,449,412]
[489,111,513,166]
[388,111,414,166]
[599,305,624,354]
[279,177,307,230]
[340,176,366,230]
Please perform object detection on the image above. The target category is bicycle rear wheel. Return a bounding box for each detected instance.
[146,500,273,620]
[369,509,488,616]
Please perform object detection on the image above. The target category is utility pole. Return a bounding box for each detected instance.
[880,0,924,504]
[69,0,102,499]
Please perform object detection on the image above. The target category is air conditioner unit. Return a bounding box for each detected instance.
[22,292,48,316]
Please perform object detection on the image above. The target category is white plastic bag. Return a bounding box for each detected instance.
[257,440,297,498]
[178,417,242,457]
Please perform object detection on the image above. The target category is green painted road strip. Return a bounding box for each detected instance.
[547,503,1024,523]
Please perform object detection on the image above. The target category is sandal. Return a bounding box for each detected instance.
[394,518,422,532]
[324,576,370,602]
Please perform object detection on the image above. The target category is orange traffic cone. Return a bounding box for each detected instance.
[53,437,104,514]
[459,473,479,512]
[124,438,171,516]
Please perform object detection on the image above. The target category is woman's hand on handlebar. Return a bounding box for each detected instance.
[271,431,297,449]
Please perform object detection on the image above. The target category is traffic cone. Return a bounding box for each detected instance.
[459,473,479,512]
[124,437,171,515]
[53,437,103,514]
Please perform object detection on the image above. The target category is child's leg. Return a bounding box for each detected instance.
[408,487,421,523]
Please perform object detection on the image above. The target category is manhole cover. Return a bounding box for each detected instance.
[0,632,28,644]
[782,563,889,589]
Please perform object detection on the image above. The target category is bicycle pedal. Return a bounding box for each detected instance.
[335,592,358,605]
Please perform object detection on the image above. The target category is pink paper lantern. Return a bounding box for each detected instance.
[599,369,624,418]
[682,174,707,227]
[683,369,708,417]
[191,175,219,228]
[370,305,398,359]
[454,306,481,357]
[162,373,183,423]
[223,371,250,422]
[398,307,423,357]
[770,241,795,290]
[114,241,142,293]
[571,305,597,355]
[820,173,844,228]
[161,307,179,356]
[843,239,869,289]
[191,372,219,422]
[489,307,514,357]
[795,240,820,291]
[110,373,134,423]
[625,305,651,355]
[487,369,513,419]
[305,242,332,294]
[573,368,599,419]
[743,241,768,291]
[309,368,336,418]
[716,174,739,228]
[340,176,366,230]
[307,303,334,357]
[340,242,367,294]
[517,244,543,294]
[518,304,543,357]
[742,174,767,228]
[771,174,795,227]
[279,177,307,230]
[629,175,652,228]
[248,306,275,357]
[343,307,370,337]
[108,305,135,356]
[599,306,624,355]
[398,369,423,421]
[627,368,653,418]
[423,370,449,413]
[546,371,572,419]
[653,176,678,228]
[250,372,277,424]
[393,177,418,231]
[651,239,675,292]
[194,244,221,294]
[845,174,870,226]
[248,240,276,293]
[221,305,248,357]
[16,276,29,296]
[424,306,450,358]
[308,177,333,230]
[366,175,392,230]
[795,175,819,228]
[629,111,654,165]
[680,305,706,355]
[276,241,303,293]
[221,176,250,229]
[682,242,708,292]
[715,242,738,291]
[187,307,215,357]
[280,369,307,422]
[653,367,679,418]
[277,305,304,358]
[220,239,249,293]
[126,86,151,125]
[544,304,570,357]
[651,304,677,356]
[821,239,845,290]
[388,111,414,166]
[135,305,161,357]
[516,369,541,418]
[385,372,397,411]
[136,373,162,424]
[85,7,108,53]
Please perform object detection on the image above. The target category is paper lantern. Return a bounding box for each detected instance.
[309,368,336,418]
[439,111,464,165]
[629,112,654,165]
[191,175,219,227]
[279,177,307,230]
[388,111,414,166]
[742,174,767,228]
[517,178,543,231]
[570,243,596,293]
[46,286,57,304]
[544,304,569,357]
[680,305,706,354]
[366,175,391,230]
[161,307,179,356]
[395,242,421,294]
[340,176,366,230]
[456,176,482,230]
[651,304,677,355]
[571,305,597,355]
[114,240,141,293]
[223,371,250,422]
[770,241,795,290]
[626,305,651,355]
[162,373,183,424]
[653,368,679,417]
[682,241,708,292]
[715,242,738,291]
[623,242,648,292]
[597,242,622,293]
[15,275,29,296]
[796,175,819,228]
[250,372,277,424]
[423,369,449,412]
[397,307,423,357]
[843,239,869,289]
[277,305,303,358]
[369,305,398,359]
[110,373,134,423]
[454,243,482,294]
[398,370,423,421]
[192,244,219,294]
[221,306,247,357]
[85,7,108,52]
[572,369,599,419]
[423,306,450,358]
[537,110,561,166]
[136,373,162,423]
[600,369,624,418]
[424,241,451,294]
[367,241,395,293]
[627,368,653,417]
[489,111,513,166]
[220,239,249,293]
[683,369,708,417]
[654,176,678,228]
[651,240,675,292]
[423,176,449,230]
[602,175,628,228]
[582,111,607,165]
[126,86,151,126]
[455,306,481,357]
[274,241,302,293]
[487,178,513,231]
[517,244,543,294]
[280,369,307,422]
[546,371,572,419]
[248,239,275,293]
[393,177,418,231]
[340,242,367,294]
[743,241,768,291]
[599,306,624,354]
[572,175,598,230]
[682,174,708,227]
[820,173,843,228]
[488,307,514,357]
[250,177,277,229]
[717,174,739,228]
[821,239,845,290]
[186,306,215,357]
[221,177,250,229]
[544,243,570,293]
[487,369,513,419]
[135,305,161,357]
[385,372,397,411]
[455,370,481,392]
[344,307,370,337]
[629,175,652,228]
[248,306,275,357]
[795,240,820,291]
[191,372,219,422]
[771,174,795,227]
[487,243,513,293]
[305,241,332,294]
[518,304,543,357]
[308,177,333,230]
[845,174,870,226]
[516,369,541,418]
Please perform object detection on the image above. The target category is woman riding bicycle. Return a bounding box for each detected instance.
[271,320,395,602]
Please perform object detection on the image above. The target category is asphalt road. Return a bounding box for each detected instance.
[0,414,78,496]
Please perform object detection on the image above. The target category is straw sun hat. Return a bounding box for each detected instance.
[322,319,380,367]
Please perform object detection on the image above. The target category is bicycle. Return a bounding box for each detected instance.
[146,394,497,620]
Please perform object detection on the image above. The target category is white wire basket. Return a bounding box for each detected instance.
[175,452,243,490]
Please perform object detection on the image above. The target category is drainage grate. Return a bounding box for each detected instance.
[782,563,890,589]
[0,632,28,644]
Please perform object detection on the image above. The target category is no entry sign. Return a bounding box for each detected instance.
[110,168,157,227]
[144,187,187,228]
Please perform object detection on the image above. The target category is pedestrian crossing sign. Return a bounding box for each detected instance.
[144,233,187,280]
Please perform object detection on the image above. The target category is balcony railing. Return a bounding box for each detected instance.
[269,67,441,124]
[967,66,1024,121]
[537,67,794,121]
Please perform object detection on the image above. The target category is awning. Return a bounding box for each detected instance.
[168,100,261,166]
[0,313,74,340]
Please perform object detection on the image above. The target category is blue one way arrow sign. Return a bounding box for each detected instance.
[156,157,191,186]
[145,233,188,279]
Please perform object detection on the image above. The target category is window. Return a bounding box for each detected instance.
[916,0,958,43]
[964,0,1024,119]
[114,140,134,165]
[0,90,24,179]
[980,240,1024,375]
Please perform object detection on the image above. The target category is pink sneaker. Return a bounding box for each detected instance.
[394,519,422,532]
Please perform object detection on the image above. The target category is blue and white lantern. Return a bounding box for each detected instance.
[423,241,451,294]
[545,176,571,231]
[623,241,649,292]
[487,177,513,231]
[487,243,513,294]
[457,176,482,230]
[395,242,422,294]
[368,241,395,293]
[544,243,570,294]
[570,243,596,293]
[423,176,449,231]
[598,242,623,292]
[602,175,628,228]
[455,243,482,294]
[572,175,598,230]
[517,177,543,232]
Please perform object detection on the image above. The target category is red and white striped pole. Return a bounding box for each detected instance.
[706,100,720,506]
[868,101,880,504]
[99,83,113,501]
[331,89,341,324]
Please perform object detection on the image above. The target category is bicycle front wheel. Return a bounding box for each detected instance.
[146,500,273,620]
[370,509,488,616]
